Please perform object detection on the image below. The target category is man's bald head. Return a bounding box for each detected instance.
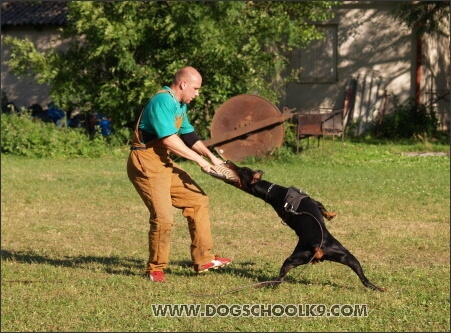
[170,66,202,104]
[173,66,202,85]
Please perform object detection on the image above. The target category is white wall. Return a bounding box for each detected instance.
[282,1,449,131]
[283,1,413,109]
[1,25,64,109]
[2,2,449,130]
[422,30,450,131]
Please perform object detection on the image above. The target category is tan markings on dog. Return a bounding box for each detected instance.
[314,247,324,259]
[323,211,337,220]
[310,247,324,264]
[251,172,263,184]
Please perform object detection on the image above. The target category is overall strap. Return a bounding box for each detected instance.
[131,89,170,150]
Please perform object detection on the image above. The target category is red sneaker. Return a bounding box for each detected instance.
[194,255,232,273]
[146,270,165,282]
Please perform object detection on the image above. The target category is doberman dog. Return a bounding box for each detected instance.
[223,160,386,292]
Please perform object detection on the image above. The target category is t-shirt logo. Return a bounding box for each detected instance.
[175,115,183,130]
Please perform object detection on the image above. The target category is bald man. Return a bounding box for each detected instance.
[127,67,231,282]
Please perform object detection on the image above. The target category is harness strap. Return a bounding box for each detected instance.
[283,186,308,214]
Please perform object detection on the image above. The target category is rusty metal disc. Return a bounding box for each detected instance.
[209,94,285,162]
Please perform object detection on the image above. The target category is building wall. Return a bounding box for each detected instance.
[282,1,450,131]
[1,25,64,109]
[422,30,450,131]
[2,2,449,130]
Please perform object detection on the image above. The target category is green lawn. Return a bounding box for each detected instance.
[1,140,450,331]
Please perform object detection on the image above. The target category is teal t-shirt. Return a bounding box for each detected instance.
[139,87,195,139]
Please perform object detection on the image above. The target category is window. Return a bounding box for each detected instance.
[292,24,338,83]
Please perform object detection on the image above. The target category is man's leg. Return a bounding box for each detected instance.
[127,150,174,273]
[169,164,216,266]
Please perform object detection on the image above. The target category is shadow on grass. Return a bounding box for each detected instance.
[167,259,347,290]
[1,249,349,290]
[168,259,277,281]
[1,249,143,276]
[169,260,351,297]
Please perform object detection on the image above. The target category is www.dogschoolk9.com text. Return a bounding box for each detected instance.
[151,304,368,317]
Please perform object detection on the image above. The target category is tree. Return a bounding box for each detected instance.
[393,1,450,106]
[394,1,450,37]
[4,1,338,138]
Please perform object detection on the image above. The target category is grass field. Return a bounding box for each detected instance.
[1,140,450,332]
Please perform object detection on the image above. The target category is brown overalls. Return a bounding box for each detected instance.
[126,91,215,273]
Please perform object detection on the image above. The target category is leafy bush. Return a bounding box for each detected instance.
[372,97,439,140]
[4,1,339,133]
[1,112,129,158]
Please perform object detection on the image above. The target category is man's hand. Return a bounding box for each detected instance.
[210,155,225,166]
[190,140,224,166]
[200,163,214,174]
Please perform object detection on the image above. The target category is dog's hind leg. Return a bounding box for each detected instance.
[277,248,316,283]
[324,244,387,292]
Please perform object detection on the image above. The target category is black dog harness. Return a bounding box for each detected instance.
[283,186,309,215]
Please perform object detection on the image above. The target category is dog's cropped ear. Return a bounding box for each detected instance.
[251,170,264,184]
